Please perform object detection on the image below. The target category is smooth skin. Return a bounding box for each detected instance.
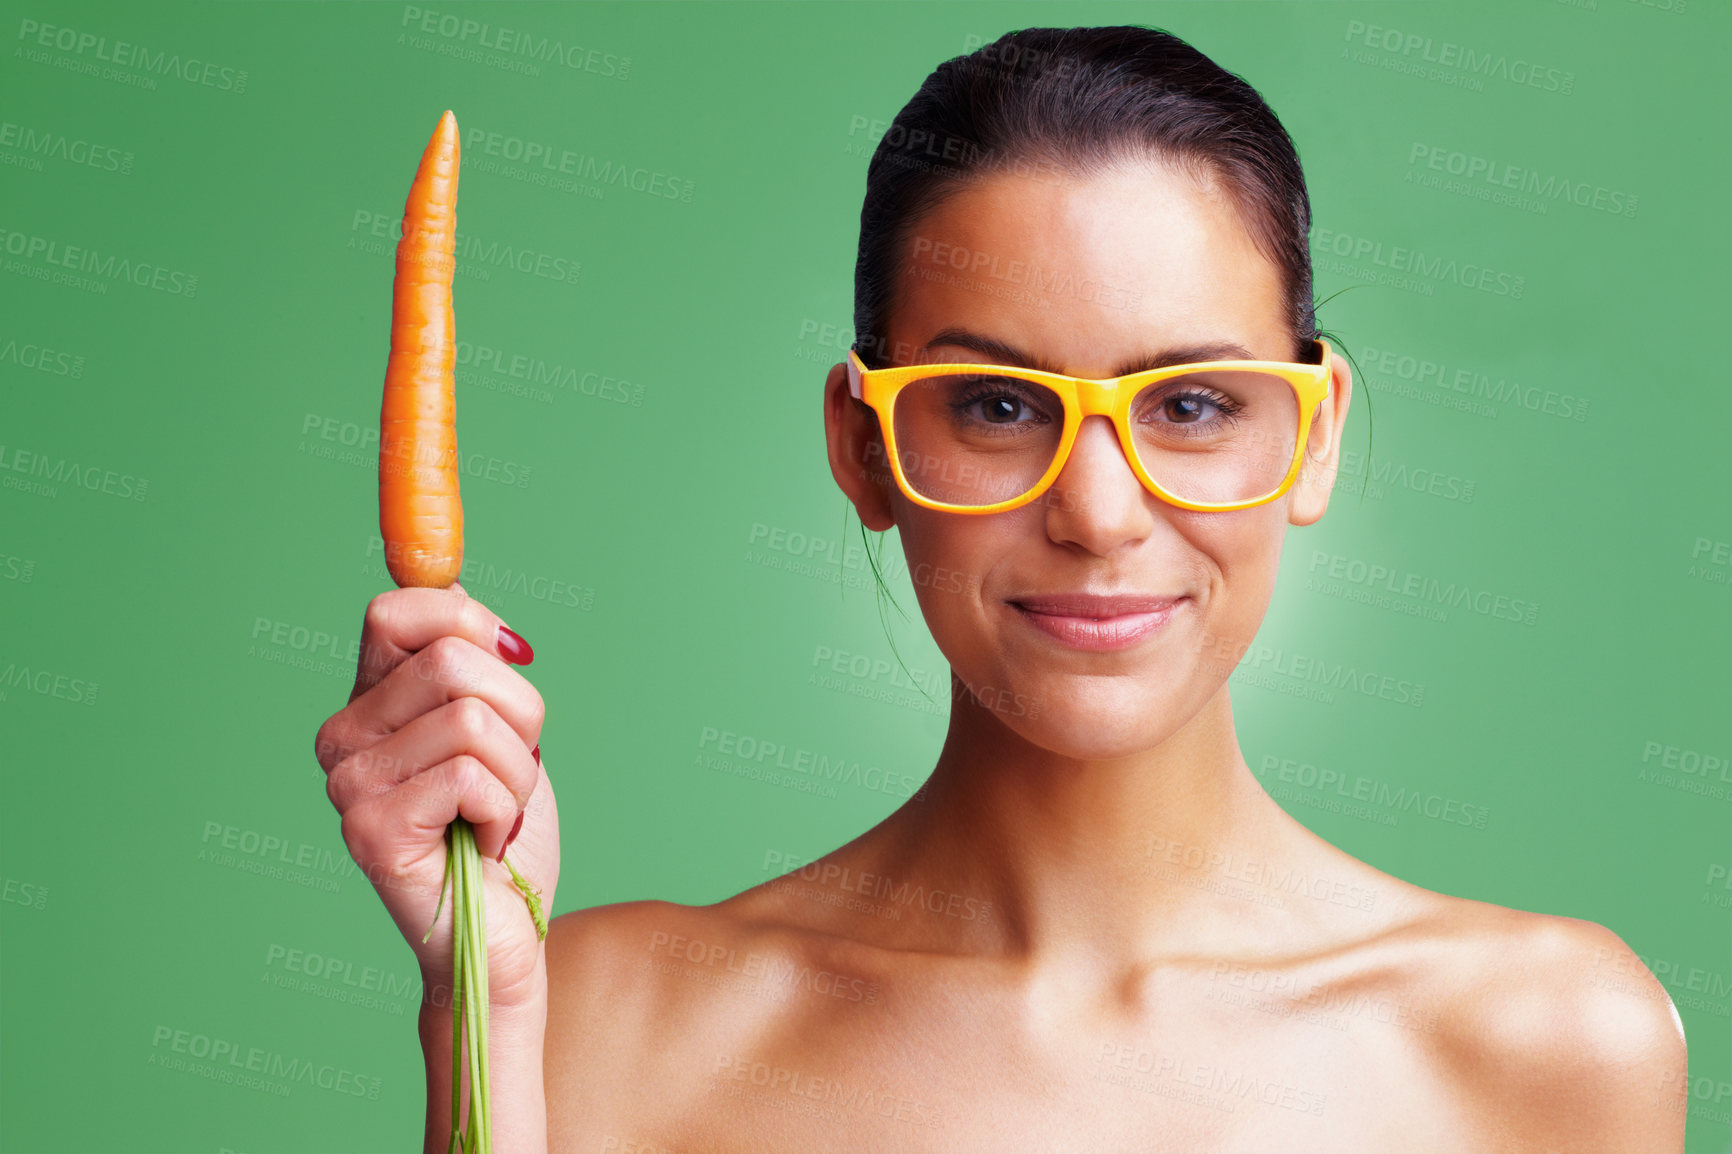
[323,157,1688,1153]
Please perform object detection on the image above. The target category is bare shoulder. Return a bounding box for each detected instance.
[542,891,868,1150]
[543,898,685,1052]
[543,885,873,1028]
[1407,892,1688,1151]
[542,898,749,1140]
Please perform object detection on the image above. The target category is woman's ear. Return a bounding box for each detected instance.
[825,360,896,532]
[1287,343,1354,527]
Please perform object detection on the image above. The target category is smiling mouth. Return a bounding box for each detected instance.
[1007,595,1186,651]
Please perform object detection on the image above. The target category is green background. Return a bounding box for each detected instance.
[2,1,1726,1150]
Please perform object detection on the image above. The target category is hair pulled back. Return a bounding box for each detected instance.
[853,25,1320,367]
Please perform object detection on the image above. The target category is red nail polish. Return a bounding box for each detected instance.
[532,743,541,764]
[496,625,535,665]
[498,810,525,862]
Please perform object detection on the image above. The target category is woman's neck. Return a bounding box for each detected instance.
[842,677,1372,969]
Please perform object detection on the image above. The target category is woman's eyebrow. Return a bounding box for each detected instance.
[921,327,1257,376]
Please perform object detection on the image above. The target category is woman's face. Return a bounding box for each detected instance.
[825,158,1353,760]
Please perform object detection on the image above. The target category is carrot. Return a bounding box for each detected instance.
[373,111,545,1154]
[380,109,463,589]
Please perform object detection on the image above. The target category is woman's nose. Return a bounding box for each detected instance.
[1043,415,1155,553]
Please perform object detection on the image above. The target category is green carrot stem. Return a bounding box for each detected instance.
[449,822,467,1147]
[463,819,492,1153]
[415,815,546,1154]
[422,830,453,945]
[501,853,548,941]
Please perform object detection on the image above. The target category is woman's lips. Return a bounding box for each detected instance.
[1008,595,1184,651]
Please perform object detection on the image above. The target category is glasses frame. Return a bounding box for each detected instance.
[845,338,1335,514]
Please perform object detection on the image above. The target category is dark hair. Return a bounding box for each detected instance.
[841,25,1365,686]
[854,24,1320,369]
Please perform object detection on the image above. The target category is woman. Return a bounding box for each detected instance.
[315,25,1686,1152]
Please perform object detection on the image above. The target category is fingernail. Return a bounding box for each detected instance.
[496,625,535,665]
[498,810,525,863]
[532,743,541,764]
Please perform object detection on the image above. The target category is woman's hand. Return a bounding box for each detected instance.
[313,582,559,1012]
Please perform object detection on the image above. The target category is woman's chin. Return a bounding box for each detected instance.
[977,694,1192,763]
[1030,723,1181,764]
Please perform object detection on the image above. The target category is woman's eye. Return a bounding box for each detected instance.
[972,394,1033,423]
[1163,393,1219,421]
[1154,393,1221,423]
[949,378,1051,425]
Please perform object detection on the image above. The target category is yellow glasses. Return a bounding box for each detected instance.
[846,338,1334,513]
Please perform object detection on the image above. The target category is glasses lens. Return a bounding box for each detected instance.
[890,371,1064,506]
[1130,371,1300,504]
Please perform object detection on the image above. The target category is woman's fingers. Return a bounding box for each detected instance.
[349,583,528,702]
[339,752,525,892]
[318,634,544,770]
[326,694,540,820]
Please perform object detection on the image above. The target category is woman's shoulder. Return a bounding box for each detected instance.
[1387,882,1683,1046]
[543,893,844,1143]
[544,882,873,987]
[1369,880,1687,1147]
[543,884,891,1033]
[544,892,815,1027]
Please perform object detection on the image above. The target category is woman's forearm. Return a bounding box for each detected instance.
[418,961,549,1154]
